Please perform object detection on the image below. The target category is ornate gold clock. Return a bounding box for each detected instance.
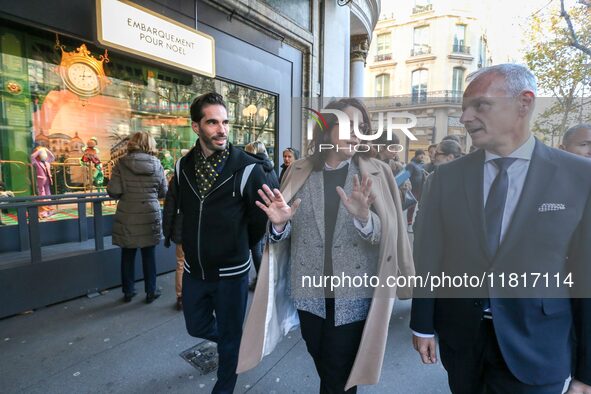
[57,42,109,98]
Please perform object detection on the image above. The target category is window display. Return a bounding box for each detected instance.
[0,25,278,203]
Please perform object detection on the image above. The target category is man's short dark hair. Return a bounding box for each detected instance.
[427,144,438,151]
[442,134,462,144]
[190,92,227,123]
[414,149,425,157]
[562,123,591,145]
[438,140,463,159]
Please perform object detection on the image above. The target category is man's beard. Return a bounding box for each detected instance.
[200,133,227,152]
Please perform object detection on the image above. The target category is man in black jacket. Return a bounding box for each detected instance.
[164,92,269,394]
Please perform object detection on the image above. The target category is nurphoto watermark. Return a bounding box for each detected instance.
[303,100,419,154]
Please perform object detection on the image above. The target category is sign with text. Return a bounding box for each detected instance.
[97,0,215,77]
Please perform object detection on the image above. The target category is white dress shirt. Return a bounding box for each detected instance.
[483,134,535,242]
[413,134,536,338]
[324,159,351,171]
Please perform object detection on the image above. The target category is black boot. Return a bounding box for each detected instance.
[146,290,161,304]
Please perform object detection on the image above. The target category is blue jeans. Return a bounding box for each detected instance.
[182,273,249,394]
[120,246,157,295]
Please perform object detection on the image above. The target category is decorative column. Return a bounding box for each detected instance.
[350,35,369,97]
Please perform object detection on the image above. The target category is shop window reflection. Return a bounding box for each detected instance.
[0,30,278,202]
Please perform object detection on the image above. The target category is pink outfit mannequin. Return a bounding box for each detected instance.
[31,147,55,218]
[31,147,55,196]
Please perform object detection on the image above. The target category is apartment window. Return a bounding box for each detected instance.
[453,25,468,53]
[411,69,428,103]
[412,26,430,56]
[375,33,392,62]
[452,67,465,99]
[375,74,390,97]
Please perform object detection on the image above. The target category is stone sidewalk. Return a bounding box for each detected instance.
[0,272,450,394]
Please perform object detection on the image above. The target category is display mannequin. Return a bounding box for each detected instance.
[160,150,174,180]
[81,137,101,166]
[31,146,55,218]
[81,137,103,191]
[0,181,15,225]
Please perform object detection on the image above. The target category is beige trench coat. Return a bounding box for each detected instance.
[237,157,415,390]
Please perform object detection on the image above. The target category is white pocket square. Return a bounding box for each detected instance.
[538,203,566,212]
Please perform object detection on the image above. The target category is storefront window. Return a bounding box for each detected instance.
[0,26,278,197]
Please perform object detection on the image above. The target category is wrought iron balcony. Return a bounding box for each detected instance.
[452,44,470,54]
[411,93,428,104]
[410,45,431,57]
[412,3,433,14]
[413,90,463,104]
[374,53,393,62]
[369,90,464,107]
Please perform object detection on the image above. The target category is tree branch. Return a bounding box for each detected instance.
[560,0,591,56]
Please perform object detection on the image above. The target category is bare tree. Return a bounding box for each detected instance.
[526,3,590,145]
[560,0,591,56]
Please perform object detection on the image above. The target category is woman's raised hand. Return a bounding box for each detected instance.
[336,174,375,224]
[256,184,301,232]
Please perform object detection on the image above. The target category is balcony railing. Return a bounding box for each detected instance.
[412,3,433,14]
[374,53,393,62]
[415,90,463,104]
[411,92,428,104]
[452,44,471,54]
[368,90,464,107]
[410,45,431,56]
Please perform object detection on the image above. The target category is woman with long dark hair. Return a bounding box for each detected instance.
[238,98,414,393]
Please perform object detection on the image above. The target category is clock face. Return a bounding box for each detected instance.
[65,62,100,95]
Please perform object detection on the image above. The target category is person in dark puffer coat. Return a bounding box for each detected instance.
[163,150,189,311]
[108,131,167,304]
[244,141,279,290]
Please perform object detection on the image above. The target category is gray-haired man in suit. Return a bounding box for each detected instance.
[410,64,591,393]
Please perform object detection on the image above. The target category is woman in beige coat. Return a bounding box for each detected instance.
[237,98,414,393]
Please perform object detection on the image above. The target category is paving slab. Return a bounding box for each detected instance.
[0,272,450,394]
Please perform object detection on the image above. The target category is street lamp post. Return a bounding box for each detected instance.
[241,104,268,144]
[242,104,257,144]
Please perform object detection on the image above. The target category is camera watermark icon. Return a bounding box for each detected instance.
[304,107,419,153]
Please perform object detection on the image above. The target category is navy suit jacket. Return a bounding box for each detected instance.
[410,139,591,386]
